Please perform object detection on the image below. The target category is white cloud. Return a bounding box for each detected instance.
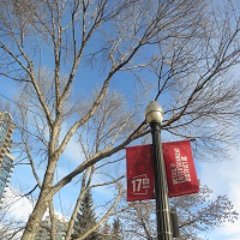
[1,187,70,223]
[1,187,34,222]
[62,137,85,163]
[60,123,85,164]
[0,187,68,240]
[197,146,240,239]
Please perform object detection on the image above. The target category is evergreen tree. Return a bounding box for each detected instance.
[72,189,99,240]
[99,222,112,240]
[111,218,122,240]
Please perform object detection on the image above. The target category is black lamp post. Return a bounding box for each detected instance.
[145,101,173,240]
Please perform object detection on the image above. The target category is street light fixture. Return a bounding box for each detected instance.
[145,101,173,240]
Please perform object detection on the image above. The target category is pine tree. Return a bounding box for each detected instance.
[111,218,122,240]
[72,189,99,240]
[99,222,112,240]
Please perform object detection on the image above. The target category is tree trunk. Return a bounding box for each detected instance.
[21,188,53,239]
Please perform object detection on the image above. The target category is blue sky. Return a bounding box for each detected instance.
[197,146,240,239]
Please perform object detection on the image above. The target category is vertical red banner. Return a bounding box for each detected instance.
[126,140,199,201]
[126,145,154,201]
[162,140,199,197]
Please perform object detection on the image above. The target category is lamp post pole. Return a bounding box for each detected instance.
[145,101,173,240]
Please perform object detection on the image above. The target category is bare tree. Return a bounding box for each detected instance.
[0,209,23,240]
[0,187,33,240]
[0,0,240,239]
[117,186,239,240]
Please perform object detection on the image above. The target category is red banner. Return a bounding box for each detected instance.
[126,140,199,201]
[162,140,199,197]
[126,145,154,201]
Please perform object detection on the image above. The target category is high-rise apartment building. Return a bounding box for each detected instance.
[0,112,14,200]
[0,153,14,199]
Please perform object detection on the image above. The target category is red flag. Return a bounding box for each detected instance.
[162,140,199,197]
[126,145,154,201]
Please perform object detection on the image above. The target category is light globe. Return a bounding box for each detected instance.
[145,101,163,124]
